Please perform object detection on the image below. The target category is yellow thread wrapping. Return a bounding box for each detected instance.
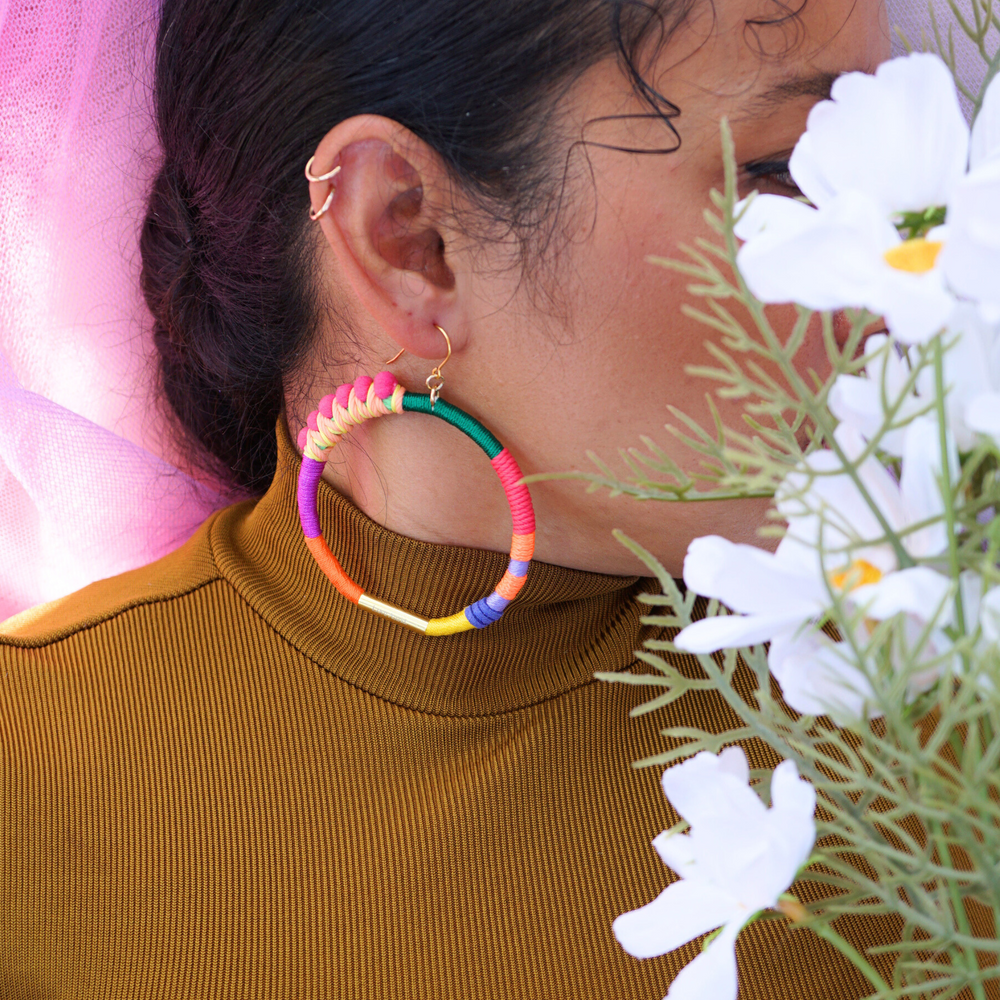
[883,238,944,274]
[425,612,476,636]
[303,383,405,463]
[358,594,429,632]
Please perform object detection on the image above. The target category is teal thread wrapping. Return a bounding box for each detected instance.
[401,393,503,459]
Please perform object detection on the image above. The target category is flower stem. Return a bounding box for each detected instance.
[930,820,989,1000]
[813,923,890,996]
[717,121,914,570]
[933,336,967,640]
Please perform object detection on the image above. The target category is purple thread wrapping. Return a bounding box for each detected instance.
[465,597,505,628]
[297,458,325,538]
[485,592,511,614]
[508,560,530,578]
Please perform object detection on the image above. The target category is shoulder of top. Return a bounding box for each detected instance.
[0,509,226,649]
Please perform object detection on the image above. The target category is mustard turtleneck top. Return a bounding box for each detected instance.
[0,417,892,999]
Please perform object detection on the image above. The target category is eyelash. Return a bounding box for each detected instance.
[744,159,800,193]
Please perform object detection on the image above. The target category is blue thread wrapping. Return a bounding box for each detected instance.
[464,597,506,628]
[508,560,530,577]
[485,592,511,614]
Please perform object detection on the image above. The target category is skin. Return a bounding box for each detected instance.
[290,0,891,578]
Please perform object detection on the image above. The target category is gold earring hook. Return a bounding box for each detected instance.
[383,324,452,408]
[426,324,451,408]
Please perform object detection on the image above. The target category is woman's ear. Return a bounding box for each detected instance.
[306,115,468,360]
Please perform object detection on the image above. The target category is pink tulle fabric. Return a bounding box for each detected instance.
[0,0,993,621]
[0,0,230,621]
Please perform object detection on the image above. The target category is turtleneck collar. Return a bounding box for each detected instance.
[209,416,656,716]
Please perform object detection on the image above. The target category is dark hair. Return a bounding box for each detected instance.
[140,0,782,496]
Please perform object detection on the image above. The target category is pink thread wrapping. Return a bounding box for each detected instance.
[491,449,535,535]
[307,411,319,431]
[297,427,308,451]
[374,371,397,399]
[319,394,336,419]
[335,383,353,409]
[353,375,373,402]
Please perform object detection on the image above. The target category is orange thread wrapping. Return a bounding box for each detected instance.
[510,533,535,562]
[305,535,362,603]
[495,570,528,601]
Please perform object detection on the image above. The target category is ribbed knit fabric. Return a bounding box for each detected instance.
[0,417,895,999]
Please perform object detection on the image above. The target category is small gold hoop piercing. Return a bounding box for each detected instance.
[309,188,335,221]
[384,324,452,408]
[305,157,342,221]
[304,156,342,183]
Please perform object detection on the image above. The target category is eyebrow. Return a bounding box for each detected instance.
[739,71,842,118]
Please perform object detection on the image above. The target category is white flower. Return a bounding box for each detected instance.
[736,188,954,343]
[735,54,1000,342]
[831,312,1000,452]
[674,420,956,717]
[970,70,1000,170]
[829,333,927,455]
[787,53,968,215]
[939,75,1000,321]
[766,631,875,721]
[613,748,816,1000]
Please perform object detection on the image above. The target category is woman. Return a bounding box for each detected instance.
[0,0,894,997]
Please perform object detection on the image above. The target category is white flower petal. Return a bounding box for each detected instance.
[970,71,1000,169]
[733,192,813,242]
[932,305,1000,450]
[780,442,906,574]
[785,131,835,206]
[852,566,953,623]
[790,53,968,213]
[829,369,914,455]
[660,751,768,831]
[682,535,826,617]
[770,760,816,856]
[717,745,750,784]
[665,921,742,1000]
[966,391,1000,436]
[673,611,810,654]
[613,879,739,960]
[768,631,876,720]
[872,266,954,344]
[769,761,818,869]
[940,157,1000,317]
[736,191,897,311]
[653,830,698,874]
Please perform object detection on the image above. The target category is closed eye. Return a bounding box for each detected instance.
[743,158,801,195]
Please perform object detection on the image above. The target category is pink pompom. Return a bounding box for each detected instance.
[297,427,308,451]
[319,393,335,419]
[307,411,319,432]
[335,383,353,409]
[373,370,397,400]
[353,375,374,402]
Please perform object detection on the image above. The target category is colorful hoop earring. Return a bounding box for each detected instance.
[296,370,535,635]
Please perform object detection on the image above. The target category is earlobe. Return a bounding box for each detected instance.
[306,115,466,361]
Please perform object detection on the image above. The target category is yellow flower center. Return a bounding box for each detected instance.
[883,238,944,273]
[829,559,883,592]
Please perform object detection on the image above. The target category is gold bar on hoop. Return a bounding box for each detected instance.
[358,594,430,633]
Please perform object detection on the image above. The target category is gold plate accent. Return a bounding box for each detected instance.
[358,594,429,633]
